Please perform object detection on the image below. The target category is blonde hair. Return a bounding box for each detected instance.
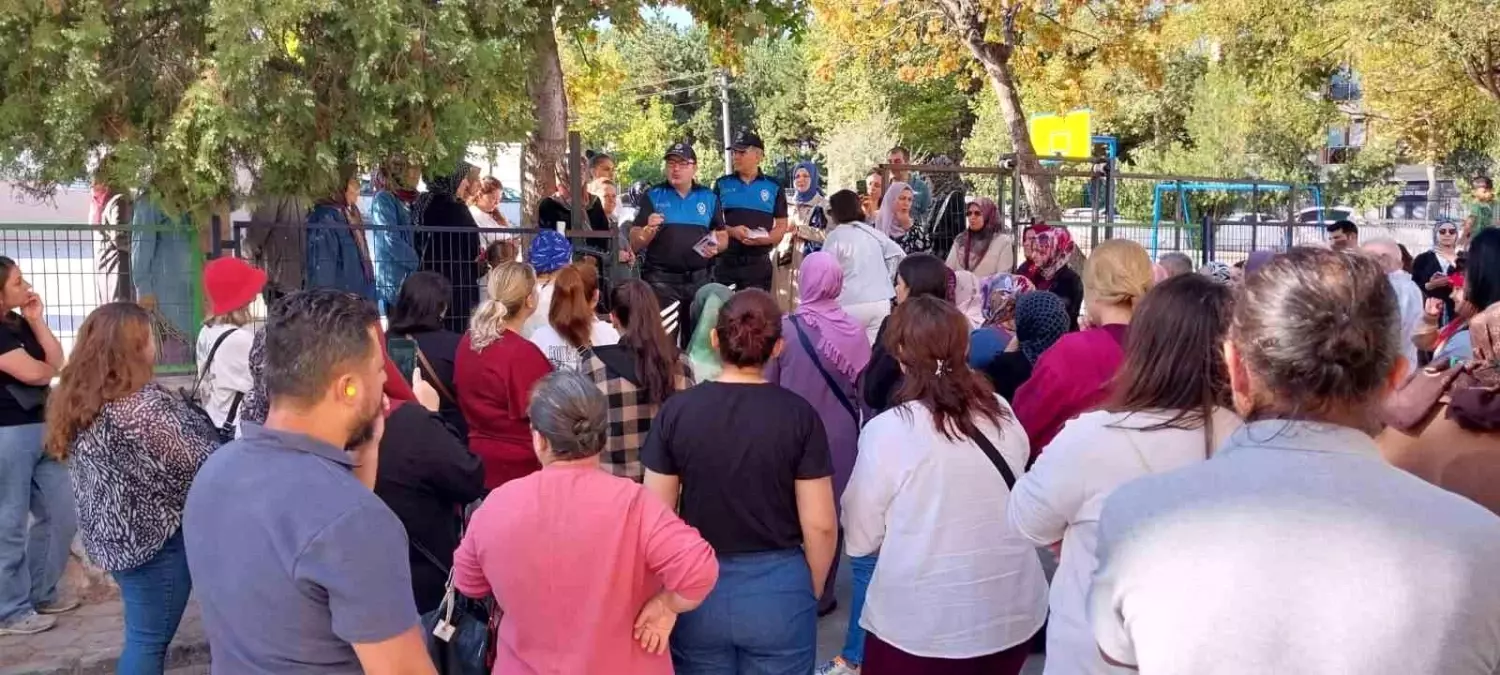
[207,307,253,328]
[1084,239,1154,308]
[470,262,536,350]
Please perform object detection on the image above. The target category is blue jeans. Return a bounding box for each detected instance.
[840,555,878,666]
[672,548,817,675]
[0,423,77,624]
[112,530,192,675]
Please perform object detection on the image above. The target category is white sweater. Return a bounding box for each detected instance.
[1008,408,1241,675]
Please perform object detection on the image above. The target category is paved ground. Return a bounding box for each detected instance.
[0,600,207,675]
[2,553,1043,674]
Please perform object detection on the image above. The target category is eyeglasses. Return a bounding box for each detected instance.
[666,159,695,168]
[966,209,983,216]
[1438,228,1458,235]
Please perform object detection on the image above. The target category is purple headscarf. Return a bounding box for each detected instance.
[794,252,873,381]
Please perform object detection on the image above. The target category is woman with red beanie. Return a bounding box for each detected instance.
[195,258,267,438]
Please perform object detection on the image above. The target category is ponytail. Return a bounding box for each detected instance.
[549,260,600,349]
[470,262,536,350]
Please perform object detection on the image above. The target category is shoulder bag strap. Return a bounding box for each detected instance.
[410,538,450,577]
[192,328,239,398]
[407,336,457,405]
[963,426,1018,489]
[789,316,860,426]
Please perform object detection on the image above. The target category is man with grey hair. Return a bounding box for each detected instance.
[1364,237,1424,372]
[1157,252,1194,278]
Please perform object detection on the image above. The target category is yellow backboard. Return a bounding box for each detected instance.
[1029,110,1093,159]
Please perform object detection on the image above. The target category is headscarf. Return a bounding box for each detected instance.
[1030,228,1074,282]
[794,162,822,204]
[686,284,734,381]
[982,274,1035,328]
[954,198,1002,271]
[1245,250,1275,276]
[412,161,474,230]
[1200,260,1233,284]
[794,252,873,380]
[528,230,574,274]
[1014,291,1070,365]
[953,270,985,329]
[371,158,419,205]
[873,181,912,238]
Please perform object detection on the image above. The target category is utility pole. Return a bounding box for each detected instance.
[718,69,733,173]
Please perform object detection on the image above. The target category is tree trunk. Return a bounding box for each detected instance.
[975,51,1061,220]
[523,16,568,229]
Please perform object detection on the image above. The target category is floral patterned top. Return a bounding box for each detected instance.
[68,384,221,571]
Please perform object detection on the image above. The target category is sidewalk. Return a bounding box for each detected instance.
[0,600,209,675]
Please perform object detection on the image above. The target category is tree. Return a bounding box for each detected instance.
[523,1,806,221]
[0,0,531,216]
[813,0,1174,219]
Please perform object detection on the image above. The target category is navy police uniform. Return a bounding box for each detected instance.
[713,131,788,291]
[632,143,724,338]
[712,171,787,291]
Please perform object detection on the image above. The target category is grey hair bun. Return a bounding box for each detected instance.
[527,371,609,460]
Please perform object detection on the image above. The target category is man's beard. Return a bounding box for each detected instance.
[344,407,380,450]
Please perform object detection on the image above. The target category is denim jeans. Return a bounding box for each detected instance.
[112,530,192,675]
[0,423,77,624]
[839,554,878,666]
[671,548,817,675]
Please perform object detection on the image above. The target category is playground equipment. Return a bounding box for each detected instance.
[1149,181,1325,258]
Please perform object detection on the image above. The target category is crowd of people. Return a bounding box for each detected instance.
[3,137,1500,675]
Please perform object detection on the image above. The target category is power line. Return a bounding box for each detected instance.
[625,82,718,101]
[619,70,720,94]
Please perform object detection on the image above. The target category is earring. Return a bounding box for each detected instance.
[345,385,357,398]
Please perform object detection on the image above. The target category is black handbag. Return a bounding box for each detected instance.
[184,328,243,444]
[412,539,494,675]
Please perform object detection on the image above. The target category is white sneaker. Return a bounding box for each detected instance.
[815,657,860,675]
[0,612,57,636]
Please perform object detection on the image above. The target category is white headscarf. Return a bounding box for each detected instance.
[873,181,912,238]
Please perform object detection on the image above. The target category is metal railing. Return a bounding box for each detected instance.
[0,222,205,374]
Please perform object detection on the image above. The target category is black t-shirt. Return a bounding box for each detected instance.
[0,316,46,426]
[641,381,832,554]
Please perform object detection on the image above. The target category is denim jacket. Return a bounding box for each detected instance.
[368,191,418,311]
[305,205,376,302]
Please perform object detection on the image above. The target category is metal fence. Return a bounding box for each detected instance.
[223,220,625,331]
[894,161,1453,267]
[0,222,204,374]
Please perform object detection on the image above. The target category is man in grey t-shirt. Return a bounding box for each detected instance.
[1089,421,1500,675]
[185,290,435,674]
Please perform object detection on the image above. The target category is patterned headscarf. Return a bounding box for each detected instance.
[1032,228,1075,281]
[982,274,1036,328]
[412,161,475,230]
[1200,260,1233,284]
[528,230,574,274]
[953,270,985,329]
[371,158,419,205]
[1013,291,1070,365]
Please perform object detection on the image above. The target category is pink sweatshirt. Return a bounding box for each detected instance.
[453,463,719,674]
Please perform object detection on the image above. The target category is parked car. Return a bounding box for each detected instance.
[1296,206,1359,226]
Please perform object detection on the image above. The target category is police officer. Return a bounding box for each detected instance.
[629,142,726,345]
[712,131,788,291]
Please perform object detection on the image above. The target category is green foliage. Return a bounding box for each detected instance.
[821,109,899,192]
[0,0,534,215]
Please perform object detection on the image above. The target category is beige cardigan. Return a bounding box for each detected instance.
[946,233,1016,277]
